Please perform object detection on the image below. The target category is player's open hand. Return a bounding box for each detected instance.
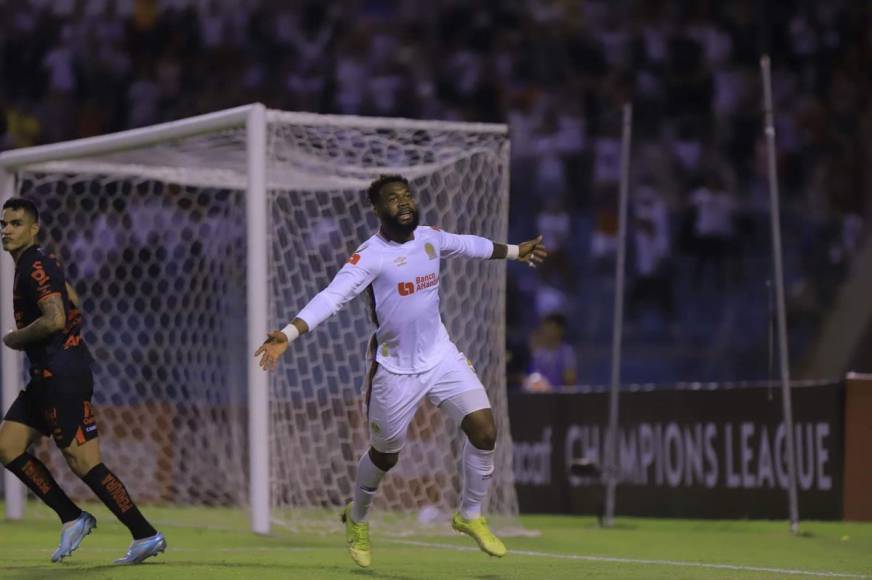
[519,234,548,268]
[254,330,289,371]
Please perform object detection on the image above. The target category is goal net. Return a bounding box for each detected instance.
[0,105,517,532]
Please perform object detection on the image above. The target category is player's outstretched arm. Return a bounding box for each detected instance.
[3,293,66,350]
[255,245,380,371]
[254,318,309,371]
[491,234,548,267]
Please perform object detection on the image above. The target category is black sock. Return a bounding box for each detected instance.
[81,463,157,540]
[4,453,82,523]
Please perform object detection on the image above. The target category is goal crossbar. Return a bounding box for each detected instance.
[0,104,507,171]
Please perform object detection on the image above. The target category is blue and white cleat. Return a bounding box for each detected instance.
[51,511,97,563]
[113,532,167,565]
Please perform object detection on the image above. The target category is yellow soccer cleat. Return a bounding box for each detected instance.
[451,512,507,557]
[341,502,372,568]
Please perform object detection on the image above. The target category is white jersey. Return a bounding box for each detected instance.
[295,226,494,374]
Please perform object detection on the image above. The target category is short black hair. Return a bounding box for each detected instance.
[367,174,410,206]
[2,197,39,223]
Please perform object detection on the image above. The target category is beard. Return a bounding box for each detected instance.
[382,209,420,238]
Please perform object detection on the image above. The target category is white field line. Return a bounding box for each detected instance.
[8,546,314,554]
[388,540,870,579]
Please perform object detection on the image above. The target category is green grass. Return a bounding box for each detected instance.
[2,501,871,579]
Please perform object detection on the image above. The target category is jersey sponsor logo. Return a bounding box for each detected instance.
[397,274,439,295]
[393,256,407,267]
[347,253,361,265]
[415,273,438,290]
[424,242,437,260]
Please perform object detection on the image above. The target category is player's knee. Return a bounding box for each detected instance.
[62,449,98,478]
[0,435,26,465]
[368,447,399,471]
[465,417,497,450]
[469,426,497,451]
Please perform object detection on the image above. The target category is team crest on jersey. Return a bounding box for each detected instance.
[394,256,407,267]
[424,242,437,260]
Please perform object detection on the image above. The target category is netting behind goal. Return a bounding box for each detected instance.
[6,109,516,530]
[16,171,250,506]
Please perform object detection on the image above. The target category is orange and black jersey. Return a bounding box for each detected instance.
[13,245,92,375]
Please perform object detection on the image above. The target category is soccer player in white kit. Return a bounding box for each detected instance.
[255,175,547,568]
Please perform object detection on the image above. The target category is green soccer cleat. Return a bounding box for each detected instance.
[451,512,507,557]
[341,502,372,568]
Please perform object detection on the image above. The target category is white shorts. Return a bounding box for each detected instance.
[364,344,491,453]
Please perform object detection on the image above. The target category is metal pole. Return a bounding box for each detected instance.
[604,103,633,527]
[1,169,26,520]
[246,104,271,534]
[760,55,800,535]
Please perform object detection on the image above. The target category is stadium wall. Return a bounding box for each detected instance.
[509,383,849,519]
[843,374,872,521]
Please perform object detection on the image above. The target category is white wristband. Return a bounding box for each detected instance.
[506,244,520,260]
[281,323,300,344]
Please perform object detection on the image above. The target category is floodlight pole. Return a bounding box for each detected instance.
[604,103,633,528]
[760,55,800,535]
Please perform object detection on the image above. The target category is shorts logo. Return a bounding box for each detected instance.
[83,401,95,426]
[370,421,381,434]
[44,407,58,426]
[424,243,437,260]
[397,281,415,296]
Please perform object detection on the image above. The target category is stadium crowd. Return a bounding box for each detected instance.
[2,0,870,386]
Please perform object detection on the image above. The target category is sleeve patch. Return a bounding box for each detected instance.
[30,260,50,285]
[347,253,361,265]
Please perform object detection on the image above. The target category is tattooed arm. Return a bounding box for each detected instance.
[3,294,66,350]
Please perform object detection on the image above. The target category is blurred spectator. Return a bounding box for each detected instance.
[628,184,673,328]
[525,313,578,392]
[0,0,869,384]
[688,173,737,290]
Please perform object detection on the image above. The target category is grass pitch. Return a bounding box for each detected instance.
[1,501,870,579]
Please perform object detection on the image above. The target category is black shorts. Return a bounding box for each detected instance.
[3,370,99,449]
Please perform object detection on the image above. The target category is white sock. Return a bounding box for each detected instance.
[351,451,386,523]
[460,440,495,520]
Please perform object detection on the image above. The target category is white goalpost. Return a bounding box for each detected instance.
[0,104,516,534]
